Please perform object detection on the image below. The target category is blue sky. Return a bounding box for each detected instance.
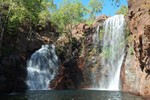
[101,0,128,16]
[54,0,128,16]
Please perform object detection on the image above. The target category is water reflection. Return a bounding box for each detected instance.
[0,90,144,100]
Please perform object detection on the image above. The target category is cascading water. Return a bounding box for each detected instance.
[94,15,126,91]
[26,44,59,90]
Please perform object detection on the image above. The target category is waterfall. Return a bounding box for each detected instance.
[93,25,100,48]
[26,44,59,90]
[95,15,126,91]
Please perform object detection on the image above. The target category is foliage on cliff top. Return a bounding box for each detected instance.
[0,0,104,33]
[0,0,104,57]
[50,0,86,32]
[50,0,103,33]
[116,5,128,15]
[0,0,55,34]
[0,0,123,35]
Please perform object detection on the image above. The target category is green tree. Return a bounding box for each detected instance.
[0,0,54,57]
[88,0,103,19]
[50,0,87,56]
[50,0,86,32]
[0,0,53,33]
[0,3,9,57]
[116,5,128,15]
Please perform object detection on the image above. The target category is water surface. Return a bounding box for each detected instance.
[0,90,145,100]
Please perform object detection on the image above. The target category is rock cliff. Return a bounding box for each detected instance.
[0,22,58,93]
[49,23,94,89]
[49,15,108,89]
[122,0,150,96]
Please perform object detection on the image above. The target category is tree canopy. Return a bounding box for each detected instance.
[0,0,54,34]
[0,0,125,34]
[116,5,128,15]
[0,0,127,57]
[50,0,103,32]
[50,0,86,32]
[88,0,103,18]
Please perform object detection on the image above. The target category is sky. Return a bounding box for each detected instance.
[54,0,128,16]
[101,0,128,16]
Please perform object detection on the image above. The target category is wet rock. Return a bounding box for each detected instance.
[49,58,83,89]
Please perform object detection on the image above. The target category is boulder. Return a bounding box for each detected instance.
[93,14,108,28]
[71,23,92,40]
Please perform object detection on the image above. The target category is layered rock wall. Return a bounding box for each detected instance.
[122,0,150,96]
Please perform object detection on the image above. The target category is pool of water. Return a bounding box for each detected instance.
[0,90,145,100]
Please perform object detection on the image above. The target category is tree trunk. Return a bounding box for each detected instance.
[0,28,4,57]
[0,15,3,57]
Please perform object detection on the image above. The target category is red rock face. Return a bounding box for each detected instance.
[49,60,83,89]
[93,14,108,28]
[49,22,95,89]
[122,0,150,96]
[71,23,92,40]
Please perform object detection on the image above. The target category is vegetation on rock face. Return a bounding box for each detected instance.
[0,0,55,57]
[0,0,104,56]
[99,28,104,41]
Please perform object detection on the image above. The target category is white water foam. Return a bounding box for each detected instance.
[26,44,59,90]
[93,15,126,91]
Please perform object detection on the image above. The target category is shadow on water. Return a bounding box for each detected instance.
[0,90,145,100]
